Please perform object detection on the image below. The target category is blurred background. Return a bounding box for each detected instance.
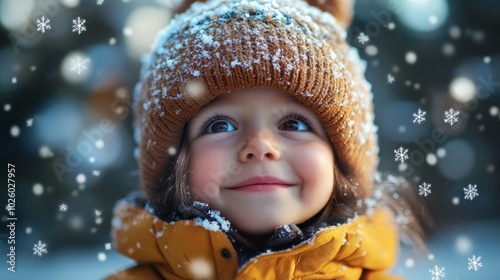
[1,0,499,279]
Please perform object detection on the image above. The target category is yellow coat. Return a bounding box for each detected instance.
[107,202,401,280]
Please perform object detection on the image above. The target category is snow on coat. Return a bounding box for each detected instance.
[106,200,401,279]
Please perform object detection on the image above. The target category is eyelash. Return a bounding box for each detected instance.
[281,112,315,132]
[199,111,315,134]
[200,114,234,134]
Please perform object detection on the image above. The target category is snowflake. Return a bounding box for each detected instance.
[33,240,48,257]
[387,73,395,84]
[357,32,369,45]
[394,146,409,163]
[26,118,33,127]
[105,243,111,250]
[72,17,86,34]
[444,108,460,126]
[92,170,100,176]
[413,108,426,124]
[59,203,68,211]
[429,265,445,280]
[418,182,432,197]
[97,0,104,4]
[70,56,89,75]
[12,77,17,84]
[468,255,482,271]
[464,184,478,200]
[95,209,102,216]
[36,16,51,33]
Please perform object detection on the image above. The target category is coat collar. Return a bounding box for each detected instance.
[111,194,400,279]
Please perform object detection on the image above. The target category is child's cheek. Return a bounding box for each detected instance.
[187,144,229,203]
[293,141,335,197]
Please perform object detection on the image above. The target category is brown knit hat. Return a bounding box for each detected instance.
[134,0,378,199]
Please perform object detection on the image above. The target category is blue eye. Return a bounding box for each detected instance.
[279,115,311,131]
[203,117,237,134]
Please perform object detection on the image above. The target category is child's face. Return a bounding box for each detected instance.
[186,89,334,236]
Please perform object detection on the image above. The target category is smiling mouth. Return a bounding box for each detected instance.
[229,176,295,193]
[231,184,291,192]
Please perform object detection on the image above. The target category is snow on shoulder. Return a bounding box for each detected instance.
[192,201,231,232]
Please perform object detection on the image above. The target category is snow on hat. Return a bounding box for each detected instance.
[134,0,378,199]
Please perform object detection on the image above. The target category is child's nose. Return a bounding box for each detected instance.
[238,130,281,162]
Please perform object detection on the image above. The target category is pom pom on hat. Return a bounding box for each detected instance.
[135,0,378,202]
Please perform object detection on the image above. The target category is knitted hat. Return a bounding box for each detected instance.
[134,0,378,199]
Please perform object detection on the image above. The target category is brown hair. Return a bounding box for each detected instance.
[151,124,429,252]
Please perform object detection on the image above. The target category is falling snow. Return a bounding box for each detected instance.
[413,108,426,124]
[98,252,106,261]
[468,255,482,271]
[444,108,460,126]
[12,77,17,84]
[76,173,86,184]
[189,258,213,278]
[93,170,100,176]
[70,56,89,75]
[357,32,369,45]
[33,241,48,257]
[394,146,409,163]
[26,118,33,127]
[418,182,432,197]
[59,204,68,211]
[464,184,478,200]
[387,73,395,84]
[72,17,87,34]
[429,265,445,280]
[97,0,104,5]
[95,209,102,216]
[37,16,51,33]
[105,243,111,250]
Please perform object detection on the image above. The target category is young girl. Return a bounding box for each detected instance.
[109,0,426,279]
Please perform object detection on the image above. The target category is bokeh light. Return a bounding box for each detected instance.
[396,0,449,32]
[405,51,417,64]
[97,252,107,262]
[438,140,476,180]
[10,125,20,137]
[60,0,80,8]
[61,51,92,83]
[365,45,378,56]
[449,26,461,39]
[76,173,86,184]
[35,97,84,146]
[455,235,473,255]
[442,43,454,57]
[124,6,171,60]
[0,0,35,30]
[39,145,54,158]
[33,183,44,196]
[449,77,476,103]
[75,122,131,171]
